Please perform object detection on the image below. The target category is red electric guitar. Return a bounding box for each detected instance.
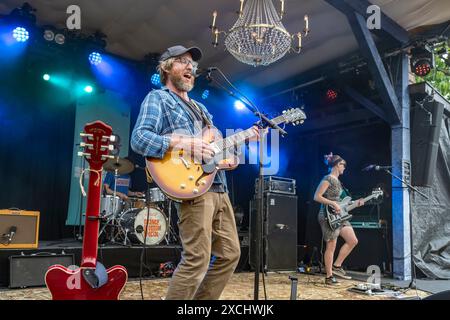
[45,121,128,300]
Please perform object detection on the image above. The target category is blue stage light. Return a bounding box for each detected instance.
[202,90,209,100]
[43,74,50,81]
[234,100,245,110]
[84,85,94,93]
[12,27,29,42]
[151,73,161,86]
[89,52,102,65]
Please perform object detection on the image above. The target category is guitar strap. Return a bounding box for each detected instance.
[340,182,352,199]
[82,262,108,289]
[173,92,212,129]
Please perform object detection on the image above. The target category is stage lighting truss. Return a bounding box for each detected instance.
[410,45,435,77]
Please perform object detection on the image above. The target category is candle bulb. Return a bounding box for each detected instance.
[297,32,302,49]
[212,11,217,29]
[214,29,219,46]
[240,0,244,13]
[304,15,309,31]
[281,0,285,13]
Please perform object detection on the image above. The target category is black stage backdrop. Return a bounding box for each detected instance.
[0,62,75,240]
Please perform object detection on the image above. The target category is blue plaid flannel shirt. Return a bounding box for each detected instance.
[131,86,228,193]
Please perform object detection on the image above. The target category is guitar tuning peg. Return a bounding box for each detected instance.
[80,142,94,149]
[100,144,115,151]
[80,133,93,138]
[77,151,90,158]
[102,155,116,160]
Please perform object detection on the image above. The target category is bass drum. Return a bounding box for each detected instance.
[120,207,168,245]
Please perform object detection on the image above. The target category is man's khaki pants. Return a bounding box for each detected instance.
[165,192,241,300]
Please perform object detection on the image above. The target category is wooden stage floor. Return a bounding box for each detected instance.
[0,272,429,300]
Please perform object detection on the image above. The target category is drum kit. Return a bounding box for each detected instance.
[98,157,179,246]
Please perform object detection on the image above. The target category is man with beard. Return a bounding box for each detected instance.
[131,45,257,300]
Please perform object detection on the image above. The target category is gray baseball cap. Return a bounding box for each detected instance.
[160,45,203,62]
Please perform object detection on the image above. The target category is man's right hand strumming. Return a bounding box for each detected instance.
[170,135,215,162]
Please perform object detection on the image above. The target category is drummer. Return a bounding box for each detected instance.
[103,157,145,201]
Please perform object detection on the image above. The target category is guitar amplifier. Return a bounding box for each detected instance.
[255,176,296,195]
[9,253,75,288]
[0,209,40,249]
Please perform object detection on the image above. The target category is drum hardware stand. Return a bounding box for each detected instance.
[164,200,180,245]
[99,167,128,246]
[138,188,158,279]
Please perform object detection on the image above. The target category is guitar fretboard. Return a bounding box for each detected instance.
[347,193,380,212]
[212,114,285,151]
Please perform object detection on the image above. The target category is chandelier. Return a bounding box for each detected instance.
[210,0,309,66]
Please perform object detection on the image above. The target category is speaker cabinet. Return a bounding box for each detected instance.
[340,225,390,273]
[0,210,40,249]
[250,193,298,271]
[9,254,75,288]
[411,100,444,186]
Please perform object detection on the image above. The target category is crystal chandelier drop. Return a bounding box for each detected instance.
[210,0,309,66]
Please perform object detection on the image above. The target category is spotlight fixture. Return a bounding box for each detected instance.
[43,29,55,41]
[151,73,161,86]
[234,100,245,110]
[43,74,51,81]
[88,52,102,65]
[12,27,29,42]
[202,90,210,100]
[410,45,434,77]
[326,88,338,101]
[84,85,94,93]
[54,33,65,45]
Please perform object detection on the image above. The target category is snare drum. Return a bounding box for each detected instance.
[148,187,166,203]
[120,207,168,245]
[100,195,123,217]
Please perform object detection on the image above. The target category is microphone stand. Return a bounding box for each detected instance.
[380,167,428,292]
[205,68,286,300]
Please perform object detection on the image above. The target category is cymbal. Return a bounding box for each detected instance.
[103,157,134,175]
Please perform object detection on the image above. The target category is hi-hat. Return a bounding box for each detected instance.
[103,157,134,175]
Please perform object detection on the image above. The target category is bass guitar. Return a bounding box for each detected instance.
[326,188,383,231]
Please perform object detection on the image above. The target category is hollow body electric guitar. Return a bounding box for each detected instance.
[146,108,306,201]
[326,188,383,231]
[45,121,128,300]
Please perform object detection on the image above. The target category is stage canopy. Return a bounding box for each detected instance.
[1,0,449,90]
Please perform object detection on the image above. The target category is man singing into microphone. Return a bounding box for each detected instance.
[131,45,258,300]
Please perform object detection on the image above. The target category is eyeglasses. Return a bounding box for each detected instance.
[174,57,198,70]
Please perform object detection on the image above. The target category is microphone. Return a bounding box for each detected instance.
[362,164,392,171]
[8,226,17,244]
[193,67,218,78]
[362,164,376,171]
[375,165,392,171]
